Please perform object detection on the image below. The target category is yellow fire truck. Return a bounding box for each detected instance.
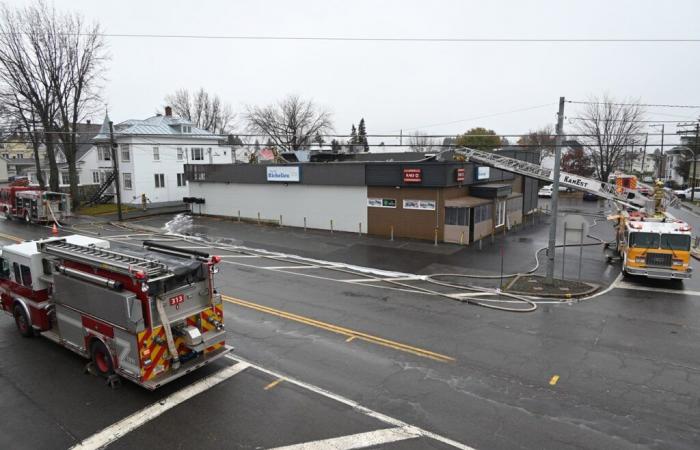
[611,210,692,279]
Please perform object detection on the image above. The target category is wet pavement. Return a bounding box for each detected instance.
[0,197,699,449]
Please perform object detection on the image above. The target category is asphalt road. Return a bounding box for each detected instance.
[0,203,699,449]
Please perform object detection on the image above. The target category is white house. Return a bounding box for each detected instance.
[93,107,232,205]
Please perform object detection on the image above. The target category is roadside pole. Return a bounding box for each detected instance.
[546,96,565,284]
[109,121,123,221]
[693,123,700,202]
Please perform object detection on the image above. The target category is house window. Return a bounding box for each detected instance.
[17,153,23,159]
[1,153,8,159]
[121,144,130,162]
[177,173,186,187]
[61,172,70,185]
[153,147,160,161]
[92,171,100,183]
[182,125,191,134]
[154,173,165,188]
[123,173,132,190]
[98,145,111,161]
[496,200,506,227]
[445,207,469,226]
[191,147,203,161]
[177,147,184,161]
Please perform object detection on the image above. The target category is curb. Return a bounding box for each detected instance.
[504,274,600,299]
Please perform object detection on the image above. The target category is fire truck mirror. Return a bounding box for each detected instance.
[126,296,144,326]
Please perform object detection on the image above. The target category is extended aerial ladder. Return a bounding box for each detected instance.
[450,147,679,211]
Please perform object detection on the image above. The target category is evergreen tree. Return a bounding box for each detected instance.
[331,139,341,152]
[349,124,358,144]
[358,118,369,152]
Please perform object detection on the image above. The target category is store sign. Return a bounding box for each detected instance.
[403,199,436,210]
[456,168,465,182]
[368,198,397,208]
[266,166,300,182]
[403,168,422,183]
[476,166,490,180]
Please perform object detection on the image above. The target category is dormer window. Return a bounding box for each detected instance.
[181,125,191,134]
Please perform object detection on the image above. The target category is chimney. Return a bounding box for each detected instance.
[86,119,91,125]
[165,106,172,117]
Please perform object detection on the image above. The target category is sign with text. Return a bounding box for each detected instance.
[266,166,300,182]
[555,173,602,194]
[403,199,436,210]
[403,168,422,183]
[368,198,397,208]
[456,168,465,182]
[476,166,490,180]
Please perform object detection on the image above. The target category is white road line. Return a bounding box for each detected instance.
[263,265,323,270]
[218,254,261,258]
[614,280,700,297]
[70,362,250,450]
[226,354,475,450]
[268,426,419,449]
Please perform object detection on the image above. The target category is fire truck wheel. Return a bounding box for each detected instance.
[90,340,115,377]
[13,304,33,338]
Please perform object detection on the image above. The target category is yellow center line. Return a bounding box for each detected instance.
[0,231,23,243]
[264,377,285,390]
[549,375,560,386]
[222,294,455,363]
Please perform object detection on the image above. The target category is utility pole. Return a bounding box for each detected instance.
[546,96,565,284]
[640,133,648,176]
[694,123,700,202]
[657,124,665,179]
[109,121,123,221]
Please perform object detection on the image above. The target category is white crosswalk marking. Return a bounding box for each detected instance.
[268,427,419,450]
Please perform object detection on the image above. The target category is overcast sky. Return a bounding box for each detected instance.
[12,0,700,148]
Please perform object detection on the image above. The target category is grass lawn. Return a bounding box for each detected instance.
[77,203,136,216]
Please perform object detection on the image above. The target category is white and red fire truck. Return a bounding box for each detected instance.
[0,234,230,389]
[0,186,71,223]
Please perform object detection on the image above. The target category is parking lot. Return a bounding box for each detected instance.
[1,199,700,449]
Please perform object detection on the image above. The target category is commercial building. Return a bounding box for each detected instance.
[185,150,539,244]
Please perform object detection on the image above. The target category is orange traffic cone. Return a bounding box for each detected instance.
[51,223,58,236]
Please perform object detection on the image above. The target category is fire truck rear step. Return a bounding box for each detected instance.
[139,345,233,390]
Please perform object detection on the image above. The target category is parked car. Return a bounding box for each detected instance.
[538,184,569,198]
[582,191,599,201]
[674,187,700,199]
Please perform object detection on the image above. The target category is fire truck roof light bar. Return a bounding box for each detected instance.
[39,240,170,277]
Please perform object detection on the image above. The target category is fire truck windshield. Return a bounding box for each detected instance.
[660,234,691,251]
[629,232,659,248]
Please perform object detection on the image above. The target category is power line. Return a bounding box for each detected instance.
[566,117,696,124]
[567,100,700,108]
[394,103,555,133]
[45,32,700,43]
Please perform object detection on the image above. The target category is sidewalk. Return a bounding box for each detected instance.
[127,203,619,288]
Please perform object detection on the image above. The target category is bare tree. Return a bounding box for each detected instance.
[0,1,106,196]
[245,95,333,152]
[53,7,107,204]
[517,125,555,162]
[574,95,646,182]
[165,88,235,134]
[407,131,436,152]
[0,1,61,190]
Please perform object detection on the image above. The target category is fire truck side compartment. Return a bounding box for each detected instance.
[52,273,144,333]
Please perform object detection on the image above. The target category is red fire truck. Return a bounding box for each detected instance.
[0,186,71,223]
[0,235,230,389]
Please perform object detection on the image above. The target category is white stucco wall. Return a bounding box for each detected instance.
[189,182,368,233]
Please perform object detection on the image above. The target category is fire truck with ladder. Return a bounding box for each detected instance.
[0,234,230,389]
[452,147,692,280]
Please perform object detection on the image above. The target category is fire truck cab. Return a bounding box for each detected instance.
[0,235,230,389]
[614,211,693,280]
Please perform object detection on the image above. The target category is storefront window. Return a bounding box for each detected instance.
[445,207,469,226]
[474,204,492,223]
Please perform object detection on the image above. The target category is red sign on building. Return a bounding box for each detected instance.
[456,168,465,182]
[403,168,422,183]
